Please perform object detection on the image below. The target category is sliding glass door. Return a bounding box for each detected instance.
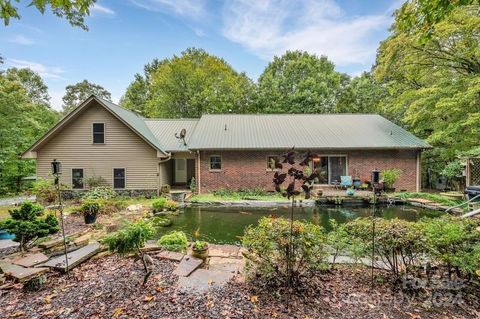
[312,156,347,184]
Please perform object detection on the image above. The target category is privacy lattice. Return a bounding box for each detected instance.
[469,158,480,186]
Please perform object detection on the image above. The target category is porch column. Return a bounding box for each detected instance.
[416,151,421,192]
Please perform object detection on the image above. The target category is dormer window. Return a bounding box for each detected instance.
[92,123,105,144]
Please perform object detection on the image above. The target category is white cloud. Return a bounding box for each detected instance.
[9,35,35,45]
[91,3,115,15]
[7,59,65,79]
[131,0,206,19]
[222,0,391,68]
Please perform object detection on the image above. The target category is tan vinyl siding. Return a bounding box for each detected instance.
[36,101,159,190]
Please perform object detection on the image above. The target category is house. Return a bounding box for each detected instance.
[22,95,431,194]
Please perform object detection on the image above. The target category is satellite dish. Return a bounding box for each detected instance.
[175,128,187,146]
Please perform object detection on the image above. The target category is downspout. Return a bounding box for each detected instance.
[196,150,201,194]
[158,153,172,196]
[416,150,421,192]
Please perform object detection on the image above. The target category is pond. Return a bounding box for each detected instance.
[155,204,443,244]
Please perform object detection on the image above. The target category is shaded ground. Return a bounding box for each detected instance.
[1,255,478,319]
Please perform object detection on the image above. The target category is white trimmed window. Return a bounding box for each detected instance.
[72,168,84,189]
[92,123,105,144]
[209,155,222,170]
[113,168,125,189]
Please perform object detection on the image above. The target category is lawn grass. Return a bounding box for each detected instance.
[0,206,13,221]
[395,192,464,207]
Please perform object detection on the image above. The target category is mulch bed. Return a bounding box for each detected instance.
[1,255,478,319]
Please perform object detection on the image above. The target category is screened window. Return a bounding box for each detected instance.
[72,169,84,189]
[209,156,222,170]
[266,156,277,170]
[92,123,105,144]
[113,168,125,189]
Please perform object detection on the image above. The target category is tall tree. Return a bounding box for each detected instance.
[395,0,479,41]
[256,51,348,113]
[5,68,50,105]
[0,0,96,30]
[62,80,111,114]
[119,59,162,116]
[0,70,58,194]
[374,6,480,173]
[122,48,256,118]
[336,72,387,114]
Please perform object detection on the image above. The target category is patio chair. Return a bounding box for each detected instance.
[340,176,353,189]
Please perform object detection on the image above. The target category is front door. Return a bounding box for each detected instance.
[174,159,187,184]
[312,156,347,184]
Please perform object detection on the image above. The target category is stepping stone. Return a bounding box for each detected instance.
[41,242,102,272]
[208,244,240,258]
[208,257,244,273]
[0,260,48,283]
[73,234,91,247]
[38,237,71,250]
[12,253,49,267]
[174,255,203,277]
[141,242,162,253]
[157,251,184,262]
[0,240,19,250]
[177,269,236,292]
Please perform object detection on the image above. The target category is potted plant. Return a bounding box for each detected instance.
[352,169,361,189]
[81,200,101,224]
[191,241,209,260]
[346,187,355,196]
[382,169,402,193]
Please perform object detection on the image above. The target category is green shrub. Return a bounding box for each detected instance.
[158,231,188,252]
[151,216,173,227]
[192,241,208,250]
[382,169,402,188]
[242,217,327,287]
[103,219,155,256]
[102,220,155,284]
[212,187,269,199]
[327,220,366,267]
[189,177,197,193]
[152,197,167,212]
[81,200,101,216]
[83,187,117,200]
[0,201,59,251]
[165,199,179,211]
[419,216,480,276]
[84,176,107,188]
[343,217,425,280]
[98,199,127,215]
[32,178,59,204]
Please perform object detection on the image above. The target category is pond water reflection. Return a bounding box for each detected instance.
[155,204,442,244]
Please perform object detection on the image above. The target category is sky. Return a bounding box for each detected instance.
[0,0,404,110]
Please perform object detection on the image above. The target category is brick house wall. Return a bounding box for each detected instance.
[198,149,420,193]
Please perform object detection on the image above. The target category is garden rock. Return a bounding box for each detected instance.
[41,242,102,272]
[174,255,203,277]
[127,204,143,212]
[12,253,49,268]
[0,260,49,282]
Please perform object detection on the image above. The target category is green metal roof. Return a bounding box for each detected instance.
[187,114,431,150]
[145,119,199,152]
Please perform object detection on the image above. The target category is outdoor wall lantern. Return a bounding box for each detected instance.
[51,159,62,175]
[371,168,380,184]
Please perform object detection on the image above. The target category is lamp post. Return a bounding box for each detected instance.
[370,168,379,290]
[51,159,69,277]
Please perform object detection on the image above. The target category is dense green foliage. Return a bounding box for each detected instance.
[382,169,402,188]
[83,187,117,200]
[103,219,155,256]
[257,51,348,113]
[0,0,95,30]
[151,197,167,212]
[157,231,188,252]
[121,48,256,118]
[242,217,327,287]
[0,201,59,251]
[342,216,480,280]
[0,68,59,195]
[62,79,112,114]
[81,200,101,216]
[374,6,480,177]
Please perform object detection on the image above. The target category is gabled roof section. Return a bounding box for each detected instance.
[188,114,431,150]
[22,95,169,158]
[145,119,199,152]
